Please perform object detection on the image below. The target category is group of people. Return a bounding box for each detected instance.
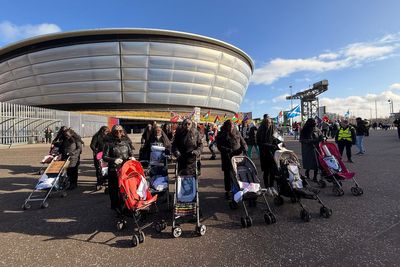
[46,113,375,218]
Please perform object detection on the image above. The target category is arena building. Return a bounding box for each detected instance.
[0,28,254,120]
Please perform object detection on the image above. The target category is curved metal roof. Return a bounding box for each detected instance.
[0,28,254,72]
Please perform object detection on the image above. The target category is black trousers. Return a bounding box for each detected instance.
[67,166,79,185]
[108,168,122,212]
[93,155,102,183]
[263,167,275,187]
[223,169,232,192]
[337,140,352,160]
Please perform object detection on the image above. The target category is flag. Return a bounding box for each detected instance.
[214,115,220,124]
[287,105,301,119]
[344,109,350,118]
[232,113,239,123]
[223,113,227,121]
[185,109,195,119]
[277,110,284,123]
[170,111,181,122]
[243,113,250,123]
[204,110,211,121]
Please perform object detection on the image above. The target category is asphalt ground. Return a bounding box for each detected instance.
[0,130,399,266]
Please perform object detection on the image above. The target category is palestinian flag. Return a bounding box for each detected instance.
[170,111,181,122]
[232,113,239,123]
[214,115,220,124]
[204,110,211,121]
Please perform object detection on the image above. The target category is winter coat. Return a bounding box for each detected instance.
[90,132,109,155]
[59,136,82,168]
[102,136,133,170]
[300,127,322,170]
[143,131,172,160]
[172,127,203,175]
[355,121,368,136]
[216,128,247,172]
[256,122,279,172]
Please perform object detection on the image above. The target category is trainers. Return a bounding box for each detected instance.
[209,156,216,160]
[348,159,354,163]
[266,187,275,197]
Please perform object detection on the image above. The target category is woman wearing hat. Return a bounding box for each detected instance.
[103,125,134,212]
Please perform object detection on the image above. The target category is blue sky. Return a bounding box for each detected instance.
[1,0,400,119]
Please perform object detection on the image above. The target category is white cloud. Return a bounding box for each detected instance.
[252,33,400,85]
[319,87,400,118]
[389,83,400,90]
[0,21,61,44]
[272,93,289,103]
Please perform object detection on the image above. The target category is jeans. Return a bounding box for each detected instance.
[356,135,365,153]
[247,145,260,158]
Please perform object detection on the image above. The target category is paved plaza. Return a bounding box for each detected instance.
[0,130,399,266]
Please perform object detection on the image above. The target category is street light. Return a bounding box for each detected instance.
[289,85,293,131]
[388,99,394,115]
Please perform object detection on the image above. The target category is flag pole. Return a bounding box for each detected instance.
[289,85,293,133]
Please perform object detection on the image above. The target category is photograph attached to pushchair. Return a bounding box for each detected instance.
[273,144,332,222]
[140,144,171,209]
[23,156,70,210]
[116,159,165,247]
[230,155,277,228]
[95,151,109,193]
[317,141,363,196]
[167,160,206,238]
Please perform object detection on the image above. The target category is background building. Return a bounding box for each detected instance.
[0,28,254,120]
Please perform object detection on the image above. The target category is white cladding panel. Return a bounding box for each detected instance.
[0,40,252,112]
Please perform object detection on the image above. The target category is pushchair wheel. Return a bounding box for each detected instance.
[351,186,363,196]
[300,209,311,222]
[264,213,272,225]
[61,191,67,198]
[270,213,277,224]
[196,224,207,236]
[172,227,182,238]
[333,187,344,196]
[229,201,238,210]
[155,221,166,233]
[320,207,332,218]
[138,231,145,243]
[245,216,253,227]
[273,196,284,206]
[132,234,139,247]
[22,203,31,210]
[41,201,49,209]
[249,199,257,207]
[240,217,248,228]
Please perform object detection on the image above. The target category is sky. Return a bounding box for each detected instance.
[1,0,400,119]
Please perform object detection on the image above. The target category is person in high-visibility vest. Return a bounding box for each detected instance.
[335,120,356,163]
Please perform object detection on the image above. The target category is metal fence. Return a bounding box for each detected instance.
[0,102,108,145]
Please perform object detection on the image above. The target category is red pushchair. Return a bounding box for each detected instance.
[316,141,364,196]
[116,159,165,247]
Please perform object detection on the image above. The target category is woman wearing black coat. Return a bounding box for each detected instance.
[217,120,247,199]
[59,128,83,190]
[143,124,172,160]
[300,118,323,182]
[90,126,110,186]
[256,115,279,196]
[102,125,134,213]
[172,118,203,175]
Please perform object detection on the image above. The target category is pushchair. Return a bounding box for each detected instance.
[273,145,332,222]
[141,145,171,210]
[38,146,59,175]
[23,156,70,210]
[316,141,364,196]
[95,151,109,193]
[229,156,277,228]
[116,159,164,247]
[169,159,206,238]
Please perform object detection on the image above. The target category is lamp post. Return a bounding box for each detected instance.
[289,85,293,132]
[388,99,394,116]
